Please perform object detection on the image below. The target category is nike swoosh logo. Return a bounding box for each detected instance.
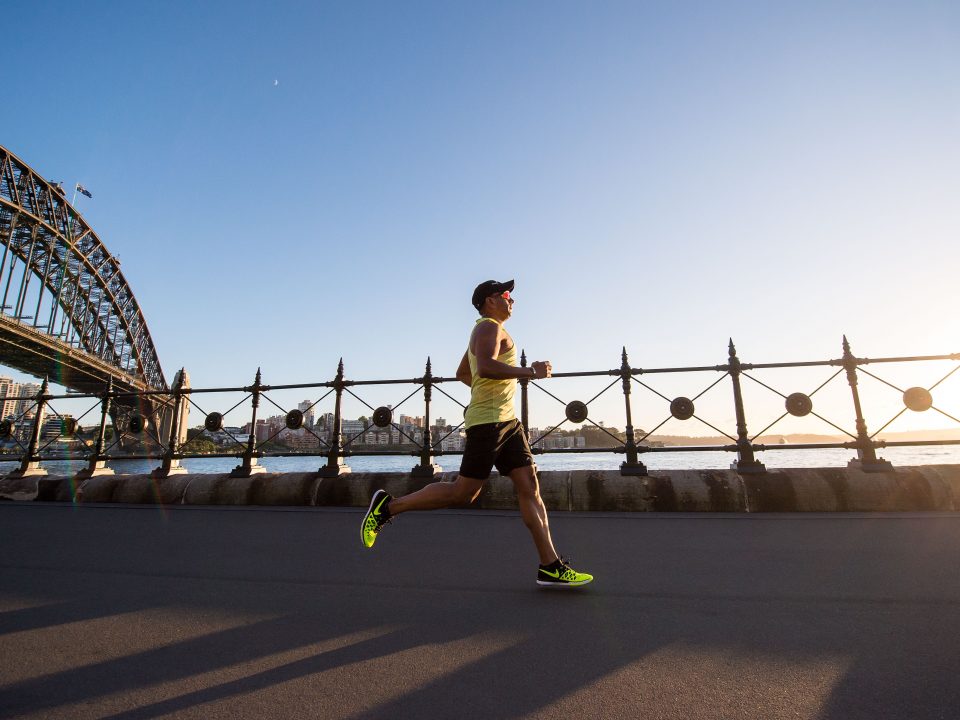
[539,569,560,578]
[373,496,388,514]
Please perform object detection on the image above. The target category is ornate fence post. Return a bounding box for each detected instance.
[520,350,530,436]
[619,347,647,476]
[842,336,893,472]
[728,340,765,474]
[152,369,188,478]
[318,359,350,477]
[8,378,49,478]
[76,378,115,479]
[412,357,442,478]
[231,368,267,477]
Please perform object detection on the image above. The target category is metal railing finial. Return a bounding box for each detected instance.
[728,339,765,474]
[76,377,114,480]
[520,349,529,435]
[7,378,50,478]
[230,368,266,477]
[619,345,647,476]
[412,356,441,478]
[318,359,350,477]
[842,336,892,472]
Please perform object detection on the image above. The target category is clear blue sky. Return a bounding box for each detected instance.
[3,1,959,433]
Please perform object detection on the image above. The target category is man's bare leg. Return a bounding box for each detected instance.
[388,475,485,515]
[509,464,559,566]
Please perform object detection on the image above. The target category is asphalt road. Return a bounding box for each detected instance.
[1,503,959,720]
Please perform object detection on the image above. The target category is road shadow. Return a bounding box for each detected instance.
[3,508,960,719]
[0,581,673,720]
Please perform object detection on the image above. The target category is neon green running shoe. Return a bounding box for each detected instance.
[536,556,593,587]
[361,489,393,549]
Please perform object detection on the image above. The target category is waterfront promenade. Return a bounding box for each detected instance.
[1,503,959,719]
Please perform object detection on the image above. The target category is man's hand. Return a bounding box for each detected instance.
[530,360,552,379]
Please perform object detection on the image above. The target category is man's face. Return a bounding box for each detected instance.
[485,290,513,319]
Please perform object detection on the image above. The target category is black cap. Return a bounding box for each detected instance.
[471,279,514,311]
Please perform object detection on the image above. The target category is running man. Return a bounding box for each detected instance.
[361,279,593,587]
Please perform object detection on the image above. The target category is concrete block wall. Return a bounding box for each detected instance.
[2,465,960,512]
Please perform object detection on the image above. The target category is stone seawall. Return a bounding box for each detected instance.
[2,465,960,512]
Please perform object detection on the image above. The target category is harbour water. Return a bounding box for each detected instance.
[2,445,959,478]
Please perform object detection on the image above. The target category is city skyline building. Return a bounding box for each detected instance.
[0,377,42,421]
[0,377,15,420]
[297,400,315,428]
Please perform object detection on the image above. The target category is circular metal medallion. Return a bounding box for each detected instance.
[785,392,813,417]
[61,417,78,436]
[903,387,933,412]
[0,419,12,438]
[204,412,224,432]
[565,400,588,424]
[372,406,393,428]
[285,409,304,430]
[670,397,695,421]
[127,414,144,434]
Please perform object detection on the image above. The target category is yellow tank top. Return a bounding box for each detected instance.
[464,318,517,429]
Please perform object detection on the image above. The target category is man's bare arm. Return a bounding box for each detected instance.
[473,322,552,380]
[456,352,471,387]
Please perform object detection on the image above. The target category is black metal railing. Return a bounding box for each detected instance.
[1,337,958,478]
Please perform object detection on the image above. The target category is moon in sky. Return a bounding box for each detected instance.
[274,79,279,87]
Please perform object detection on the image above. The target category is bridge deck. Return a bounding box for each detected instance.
[0,313,151,395]
[1,504,959,719]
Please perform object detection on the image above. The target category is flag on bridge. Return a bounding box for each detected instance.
[75,184,92,198]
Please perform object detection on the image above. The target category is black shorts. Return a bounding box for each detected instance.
[459,418,534,480]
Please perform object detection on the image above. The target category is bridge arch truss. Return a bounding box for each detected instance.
[0,145,166,391]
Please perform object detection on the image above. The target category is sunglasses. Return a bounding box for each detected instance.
[500,291,511,300]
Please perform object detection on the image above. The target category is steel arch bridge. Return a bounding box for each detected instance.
[0,145,167,394]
